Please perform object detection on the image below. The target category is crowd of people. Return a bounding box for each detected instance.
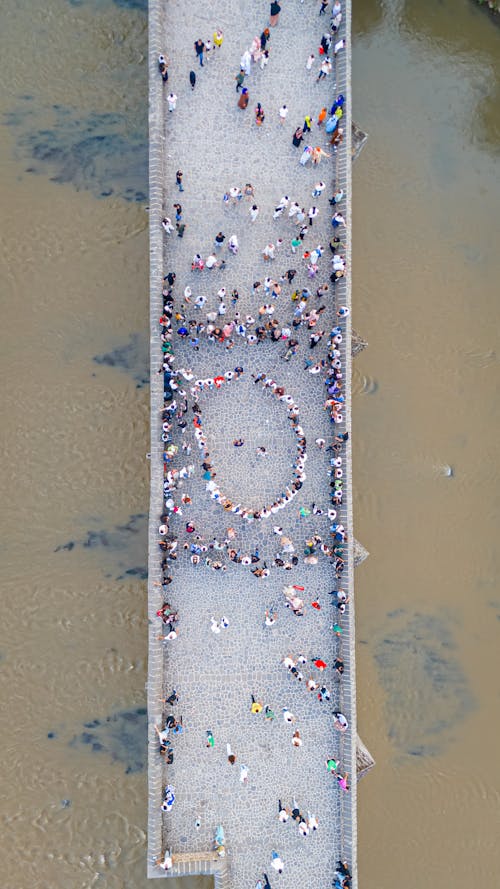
[153,2,353,885]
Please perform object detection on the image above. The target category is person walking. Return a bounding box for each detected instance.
[316,58,332,81]
[255,102,265,126]
[269,1,281,26]
[292,126,304,147]
[235,68,245,92]
[167,93,177,112]
[189,70,196,90]
[319,0,329,13]
[250,204,259,222]
[238,88,249,109]
[306,53,315,71]
[260,50,270,71]
[173,202,182,221]
[214,231,225,249]
[194,38,205,66]
[176,170,184,192]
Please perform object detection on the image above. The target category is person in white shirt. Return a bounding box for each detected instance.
[271,851,284,874]
[278,104,288,124]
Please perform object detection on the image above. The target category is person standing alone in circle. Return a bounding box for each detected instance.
[270,1,281,26]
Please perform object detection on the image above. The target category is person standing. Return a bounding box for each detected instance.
[312,181,326,196]
[270,851,284,874]
[249,204,259,222]
[240,49,252,76]
[269,1,281,26]
[317,106,327,126]
[194,38,205,66]
[260,28,271,50]
[213,28,224,49]
[299,145,312,166]
[308,206,319,226]
[238,88,249,110]
[278,104,288,125]
[176,170,184,192]
[167,93,177,112]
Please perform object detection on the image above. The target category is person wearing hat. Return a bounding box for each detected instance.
[237,88,249,109]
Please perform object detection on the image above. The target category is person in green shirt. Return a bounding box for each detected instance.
[326,757,339,773]
[235,69,245,92]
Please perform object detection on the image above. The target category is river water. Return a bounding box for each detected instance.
[0,1,498,887]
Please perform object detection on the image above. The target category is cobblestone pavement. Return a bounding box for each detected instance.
[150,1,355,886]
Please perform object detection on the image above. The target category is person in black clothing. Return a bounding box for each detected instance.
[194,38,205,66]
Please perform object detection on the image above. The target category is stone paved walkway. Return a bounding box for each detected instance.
[148,1,356,886]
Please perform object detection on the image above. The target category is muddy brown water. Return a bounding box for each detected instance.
[0,0,498,887]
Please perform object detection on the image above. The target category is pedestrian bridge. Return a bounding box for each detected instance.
[146,1,372,886]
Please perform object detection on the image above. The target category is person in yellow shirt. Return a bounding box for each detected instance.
[250,695,263,714]
[213,28,224,48]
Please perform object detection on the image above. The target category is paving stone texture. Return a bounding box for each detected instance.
[148,1,356,886]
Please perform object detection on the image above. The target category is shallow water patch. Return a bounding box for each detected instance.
[93,333,149,388]
[54,513,147,580]
[373,610,475,758]
[69,706,147,773]
[5,100,147,202]
[67,0,147,10]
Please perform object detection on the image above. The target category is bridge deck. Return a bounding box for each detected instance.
[147,1,356,886]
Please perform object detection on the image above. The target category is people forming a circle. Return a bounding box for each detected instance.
[190,371,307,521]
